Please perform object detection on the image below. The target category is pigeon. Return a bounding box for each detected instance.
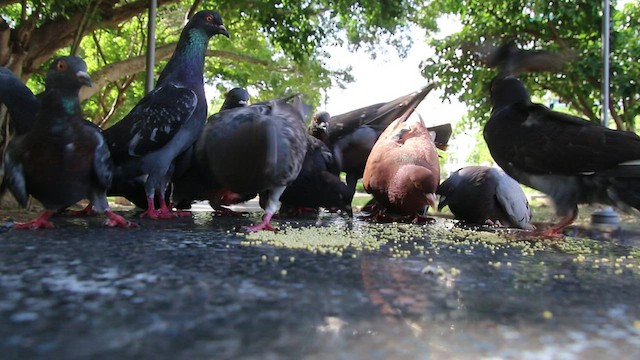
[484,76,640,236]
[437,166,534,230]
[279,135,353,217]
[220,87,250,111]
[311,84,436,201]
[308,111,330,144]
[467,39,573,78]
[195,94,309,231]
[121,87,251,211]
[102,10,229,219]
[362,114,443,221]
[0,67,40,136]
[2,56,136,229]
[171,87,254,212]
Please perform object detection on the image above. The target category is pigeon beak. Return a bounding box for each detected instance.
[426,193,437,209]
[437,195,446,211]
[76,71,92,87]
[343,205,353,218]
[238,99,247,105]
[218,25,230,38]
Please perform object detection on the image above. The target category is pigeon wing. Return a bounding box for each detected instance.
[3,142,28,207]
[105,84,197,160]
[488,102,640,175]
[493,169,533,230]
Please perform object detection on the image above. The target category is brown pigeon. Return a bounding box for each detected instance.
[363,115,444,221]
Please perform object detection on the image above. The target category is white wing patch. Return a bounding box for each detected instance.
[494,169,533,229]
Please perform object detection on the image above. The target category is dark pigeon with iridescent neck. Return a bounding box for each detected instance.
[3,56,135,229]
[103,10,229,219]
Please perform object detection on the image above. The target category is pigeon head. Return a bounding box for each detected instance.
[314,111,330,125]
[224,88,250,108]
[188,10,229,38]
[309,111,330,140]
[45,56,92,94]
[490,76,530,109]
[389,165,438,212]
[436,170,462,211]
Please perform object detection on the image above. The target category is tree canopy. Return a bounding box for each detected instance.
[1,0,638,133]
[0,0,415,128]
[417,0,640,130]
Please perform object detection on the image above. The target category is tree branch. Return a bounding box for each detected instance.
[80,44,287,100]
[187,0,202,20]
[207,49,273,67]
[26,0,181,72]
[80,43,177,101]
[0,17,11,66]
[71,0,103,55]
[0,0,19,6]
[609,100,625,130]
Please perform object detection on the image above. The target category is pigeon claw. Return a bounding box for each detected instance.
[242,213,277,232]
[14,211,55,230]
[212,207,246,217]
[104,210,139,228]
[64,204,96,217]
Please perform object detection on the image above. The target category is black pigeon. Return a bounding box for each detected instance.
[0,67,40,136]
[311,84,436,201]
[3,56,136,229]
[469,39,572,78]
[102,10,229,219]
[437,166,534,230]
[195,94,309,231]
[279,135,353,217]
[220,87,250,111]
[484,76,640,236]
[308,111,330,144]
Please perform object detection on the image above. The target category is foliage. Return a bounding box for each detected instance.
[416,0,640,130]
[0,0,419,128]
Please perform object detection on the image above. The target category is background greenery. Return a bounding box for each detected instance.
[1,0,638,149]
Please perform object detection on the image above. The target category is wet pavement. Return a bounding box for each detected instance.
[1,204,640,359]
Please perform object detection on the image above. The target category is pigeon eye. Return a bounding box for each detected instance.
[56,61,67,71]
[205,14,214,22]
[414,181,423,190]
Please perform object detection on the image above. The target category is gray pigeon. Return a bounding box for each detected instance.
[196,94,309,231]
[437,166,534,230]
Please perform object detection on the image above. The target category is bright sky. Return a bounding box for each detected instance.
[320,18,475,173]
[321,23,467,126]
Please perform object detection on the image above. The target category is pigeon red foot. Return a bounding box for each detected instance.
[64,204,96,216]
[13,211,55,229]
[104,210,138,228]
[212,207,246,217]
[242,213,277,232]
[140,192,191,219]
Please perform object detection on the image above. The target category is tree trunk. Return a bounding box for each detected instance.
[1,0,181,77]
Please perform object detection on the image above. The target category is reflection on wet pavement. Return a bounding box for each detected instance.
[1,209,639,359]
